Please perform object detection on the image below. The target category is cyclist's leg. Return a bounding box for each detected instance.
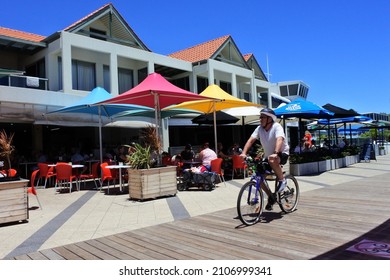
[260,180,272,197]
[260,180,276,210]
[268,155,283,182]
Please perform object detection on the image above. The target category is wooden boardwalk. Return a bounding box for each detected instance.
[12,172,390,260]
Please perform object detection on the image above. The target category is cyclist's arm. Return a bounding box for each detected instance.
[240,136,257,158]
[274,136,284,155]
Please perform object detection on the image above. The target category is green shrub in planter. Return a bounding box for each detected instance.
[127,143,153,169]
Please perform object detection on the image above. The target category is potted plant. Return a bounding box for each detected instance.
[0,129,29,224]
[127,125,177,201]
[0,129,17,178]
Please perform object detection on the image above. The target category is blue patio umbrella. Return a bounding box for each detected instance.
[316,115,372,125]
[274,98,334,148]
[316,115,373,144]
[274,98,334,119]
[46,87,153,163]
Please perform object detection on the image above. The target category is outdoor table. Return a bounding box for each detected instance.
[18,161,37,178]
[106,164,130,192]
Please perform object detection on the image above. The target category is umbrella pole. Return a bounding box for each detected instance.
[98,106,103,164]
[213,102,218,152]
[153,92,162,166]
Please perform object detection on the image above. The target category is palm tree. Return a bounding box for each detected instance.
[0,129,15,173]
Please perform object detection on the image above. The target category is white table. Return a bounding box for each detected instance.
[106,164,130,192]
[50,164,85,190]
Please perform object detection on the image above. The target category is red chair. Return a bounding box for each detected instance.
[231,155,248,179]
[37,163,56,188]
[54,163,78,193]
[28,169,42,210]
[100,162,116,194]
[7,168,18,177]
[210,158,226,187]
[79,162,100,189]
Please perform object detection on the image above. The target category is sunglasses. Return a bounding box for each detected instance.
[259,116,268,119]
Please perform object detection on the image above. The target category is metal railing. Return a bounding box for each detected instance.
[0,74,48,90]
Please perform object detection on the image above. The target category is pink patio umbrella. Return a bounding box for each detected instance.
[98,72,216,148]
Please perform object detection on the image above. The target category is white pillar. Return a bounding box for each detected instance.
[61,32,72,93]
[110,53,118,95]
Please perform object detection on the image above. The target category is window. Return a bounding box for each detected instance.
[243,92,251,102]
[259,92,268,107]
[118,68,133,94]
[103,65,110,92]
[197,77,208,93]
[26,59,45,78]
[137,68,147,84]
[58,57,62,91]
[280,85,288,96]
[220,81,232,94]
[90,28,106,41]
[72,60,96,91]
[171,76,190,91]
[288,84,298,96]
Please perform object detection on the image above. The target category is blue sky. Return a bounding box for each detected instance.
[2,0,390,114]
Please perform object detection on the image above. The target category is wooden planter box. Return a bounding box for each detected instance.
[128,166,177,200]
[0,179,29,224]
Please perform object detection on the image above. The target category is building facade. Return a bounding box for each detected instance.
[0,3,304,159]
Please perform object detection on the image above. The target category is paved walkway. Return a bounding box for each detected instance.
[1,153,390,259]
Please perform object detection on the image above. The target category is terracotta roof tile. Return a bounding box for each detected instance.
[168,35,230,62]
[0,26,45,42]
[64,2,111,31]
[243,53,253,61]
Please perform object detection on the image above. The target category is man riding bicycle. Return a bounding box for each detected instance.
[240,108,289,210]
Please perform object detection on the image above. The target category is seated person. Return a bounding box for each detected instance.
[180,144,195,169]
[117,145,129,162]
[217,142,229,159]
[229,143,243,155]
[70,148,84,163]
[198,142,217,171]
[338,138,348,149]
[293,140,305,154]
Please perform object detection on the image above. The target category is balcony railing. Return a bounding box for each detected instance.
[0,74,48,90]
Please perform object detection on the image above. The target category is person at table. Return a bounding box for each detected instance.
[180,144,195,169]
[303,130,312,146]
[229,143,242,155]
[217,142,229,159]
[71,148,84,164]
[117,145,129,162]
[198,142,217,171]
[338,137,348,149]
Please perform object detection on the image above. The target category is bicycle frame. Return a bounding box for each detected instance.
[237,158,300,226]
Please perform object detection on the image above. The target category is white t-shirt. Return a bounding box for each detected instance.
[251,122,290,157]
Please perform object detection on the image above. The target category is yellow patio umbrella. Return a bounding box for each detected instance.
[168,84,260,150]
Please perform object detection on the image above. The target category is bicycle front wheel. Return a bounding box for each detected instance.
[277,174,300,213]
[237,181,264,226]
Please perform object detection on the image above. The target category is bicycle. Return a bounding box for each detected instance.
[236,157,300,226]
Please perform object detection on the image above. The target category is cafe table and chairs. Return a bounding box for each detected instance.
[54,163,79,193]
[106,162,130,193]
[49,162,85,191]
[36,163,56,188]
[79,161,100,189]
[100,162,117,194]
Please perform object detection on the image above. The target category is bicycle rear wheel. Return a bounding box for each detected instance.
[277,174,299,213]
[237,181,264,225]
